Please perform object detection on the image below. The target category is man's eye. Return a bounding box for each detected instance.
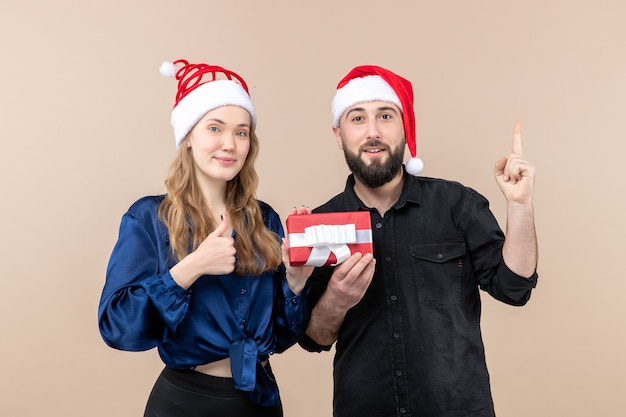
[352,116,363,122]
[381,114,391,120]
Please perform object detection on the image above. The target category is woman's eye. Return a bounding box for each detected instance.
[236,131,249,137]
[208,126,220,132]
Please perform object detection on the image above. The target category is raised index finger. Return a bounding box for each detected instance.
[512,121,523,156]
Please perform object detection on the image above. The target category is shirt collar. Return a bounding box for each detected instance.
[343,166,423,211]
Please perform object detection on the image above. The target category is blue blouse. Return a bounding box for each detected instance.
[98,195,309,406]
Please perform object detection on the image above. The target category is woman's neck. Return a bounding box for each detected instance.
[198,179,228,220]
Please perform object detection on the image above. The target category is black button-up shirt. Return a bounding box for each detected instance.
[300,172,538,417]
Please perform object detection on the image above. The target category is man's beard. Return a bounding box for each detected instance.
[343,139,405,188]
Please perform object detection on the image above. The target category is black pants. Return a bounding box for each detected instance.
[144,367,283,417]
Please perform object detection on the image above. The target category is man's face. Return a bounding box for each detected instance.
[334,101,405,188]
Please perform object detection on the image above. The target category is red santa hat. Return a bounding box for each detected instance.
[159,59,257,148]
[331,65,424,175]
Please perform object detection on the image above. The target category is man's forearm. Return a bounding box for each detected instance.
[305,252,376,345]
[305,292,348,346]
[502,202,538,278]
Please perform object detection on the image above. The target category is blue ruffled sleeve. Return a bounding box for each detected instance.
[273,268,310,352]
[98,201,191,351]
[259,203,311,352]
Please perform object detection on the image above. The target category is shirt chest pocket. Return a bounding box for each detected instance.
[410,242,466,309]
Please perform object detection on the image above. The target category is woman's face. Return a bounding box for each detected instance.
[186,105,252,186]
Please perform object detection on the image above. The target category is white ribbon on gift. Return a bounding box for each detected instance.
[288,223,373,266]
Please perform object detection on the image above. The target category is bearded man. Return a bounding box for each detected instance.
[298,65,539,417]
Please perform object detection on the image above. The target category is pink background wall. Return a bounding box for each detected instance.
[2,1,625,415]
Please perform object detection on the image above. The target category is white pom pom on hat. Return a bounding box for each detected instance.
[159,61,178,78]
[160,59,257,148]
[405,156,424,175]
[332,65,424,175]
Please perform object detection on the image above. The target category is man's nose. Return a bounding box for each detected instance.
[366,119,381,139]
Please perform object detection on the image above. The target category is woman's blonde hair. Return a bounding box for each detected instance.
[158,127,282,275]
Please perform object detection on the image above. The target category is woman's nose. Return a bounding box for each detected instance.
[221,133,236,150]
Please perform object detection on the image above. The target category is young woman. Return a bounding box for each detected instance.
[98,59,311,417]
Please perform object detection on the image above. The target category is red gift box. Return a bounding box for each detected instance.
[286,212,373,267]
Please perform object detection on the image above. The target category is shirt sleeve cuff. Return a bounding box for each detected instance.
[298,332,333,352]
[141,270,191,332]
[281,277,307,299]
[498,263,538,304]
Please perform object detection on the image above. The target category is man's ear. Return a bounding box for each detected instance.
[333,126,343,150]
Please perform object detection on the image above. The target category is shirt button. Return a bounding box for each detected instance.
[240,288,247,295]
[385,256,392,262]
[395,370,402,376]
[399,408,407,414]
[436,253,444,259]
[393,332,400,338]
[390,295,397,301]
[375,222,382,229]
